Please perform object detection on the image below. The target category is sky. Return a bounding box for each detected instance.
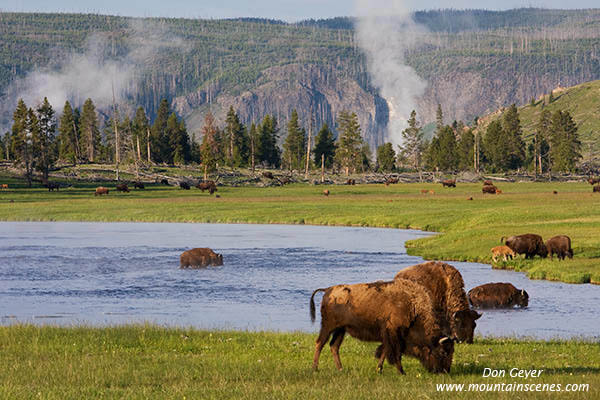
[2,0,599,21]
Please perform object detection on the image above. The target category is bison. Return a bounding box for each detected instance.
[441,179,456,188]
[179,181,191,190]
[545,235,573,260]
[393,261,481,344]
[180,248,224,268]
[0,184,7,189]
[310,279,454,374]
[134,182,145,189]
[588,177,600,185]
[94,187,109,196]
[262,171,275,179]
[502,234,547,259]
[346,178,356,185]
[490,245,516,262]
[385,177,399,186]
[116,183,130,193]
[161,178,169,185]
[322,189,330,196]
[46,182,60,191]
[197,180,217,194]
[482,184,497,194]
[594,185,600,193]
[468,283,529,308]
[483,180,493,186]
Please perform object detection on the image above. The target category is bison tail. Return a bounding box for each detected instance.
[310,288,327,323]
[500,236,507,244]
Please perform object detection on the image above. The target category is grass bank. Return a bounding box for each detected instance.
[0,325,597,399]
[1,175,599,284]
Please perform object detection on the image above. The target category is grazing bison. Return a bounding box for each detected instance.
[262,171,274,179]
[0,184,8,189]
[468,283,529,308]
[310,279,454,374]
[46,182,60,191]
[483,180,493,186]
[588,177,600,185]
[322,189,330,196]
[441,179,456,188]
[394,261,481,344]
[95,187,109,196]
[490,245,516,262]
[503,234,547,259]
[180,248,224,268]
[116,183,130,193]
[161,178,169,185]
[594,185,600,193]
[134,182,145,189]
[482,184,497,194]
[545,235,573,260]
[179,181,191,190]
[346,178,356,185]
[196,180,217,194]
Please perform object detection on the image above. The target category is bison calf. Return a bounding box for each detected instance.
[322,189,330,196]
[545,235,573,260]
[490,245,516,262]
[468,283,529,308]
[180,248,223,268]
[95,187,109,196]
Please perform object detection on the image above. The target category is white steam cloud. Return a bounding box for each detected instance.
[354,0,427,148]
[1,19,188,131]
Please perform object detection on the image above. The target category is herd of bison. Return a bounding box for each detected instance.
[179,235,564,375]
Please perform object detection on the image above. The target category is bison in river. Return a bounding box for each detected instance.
[468,283,529,308]
[180,248,223,268]
[310,279,454,374]
[503,233,547,259]
[545,235,573,260]
[94,187,109,196]
[393,261,481,344]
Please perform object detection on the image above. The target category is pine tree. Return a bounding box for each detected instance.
[282,109,306,171]
[376,143,396,172]
[57,101,78,164]
[535,109,552,173]
[223,106,248,168]
[312,122,335,169]
[11,100,36,186]
[334,111,364,175]
[483,120,510,171]
[80,98,100,163]
[257,114,281,168]
[549,110,581,172]
[167,112,191,165]
[457,128,475,171]
[248,123,259,172]
[132,107,149,162]
[425,125,457,172]
[200,111,220,175]
[150,99,171,163]
[435,103,444,132]
[501,104,526,170]
[35,97,56,181]
[399,110,424,172]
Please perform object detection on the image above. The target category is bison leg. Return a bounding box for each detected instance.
[313,329,332,371]
[329,328,346,371]
[376,346,386,373]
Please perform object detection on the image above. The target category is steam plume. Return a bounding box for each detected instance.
[354,0,427,148]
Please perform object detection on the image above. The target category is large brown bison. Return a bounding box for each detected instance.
[545,235,573,260]
[482,184,497,194]
[116,183,130,193]
[468,283,529,308]
[94,187,109,196]
[310,279,454,374]
[196,180,217,194]
[45,182,60,191]
[503,234,547,259]
[179,181,191,190]
[393,261,481,344]
[588,177,600,185]
[180,248,223,268]
[441,179,456,188]
[594,185,600,193]
[262,171,275,179]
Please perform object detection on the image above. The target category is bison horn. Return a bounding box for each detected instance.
[439,337,451,345]
[521,289,525,296]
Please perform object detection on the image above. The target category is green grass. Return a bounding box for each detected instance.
[1,174,600,284]
[0,325,597,399]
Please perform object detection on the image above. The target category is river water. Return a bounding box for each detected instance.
[0,222,598,339]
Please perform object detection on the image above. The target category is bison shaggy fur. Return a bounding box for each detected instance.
[116,183,130,193]
[394,261,481,344]
[196,180,217,194]
[482,184,497,194]
[94,187,109,196]
[179,181,191,190]
[468,282,529,308]
[180,248,223,268]
[503,233,547,259]
[545,235,573,260]
[594,185,600,193]
[310,279,454,374]
[441,179,456,187]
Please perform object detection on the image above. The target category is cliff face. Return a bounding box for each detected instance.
[173,64,389,148]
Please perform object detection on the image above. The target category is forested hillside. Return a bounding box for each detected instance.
[1,9,600,147]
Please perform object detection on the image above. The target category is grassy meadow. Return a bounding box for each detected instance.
[1,174,599,285]
[0,325,597,399]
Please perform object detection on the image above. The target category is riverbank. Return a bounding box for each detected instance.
[0,325,597,399]
[1,176,599,285]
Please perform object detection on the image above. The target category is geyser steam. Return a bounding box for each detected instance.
[354,0,427,148]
